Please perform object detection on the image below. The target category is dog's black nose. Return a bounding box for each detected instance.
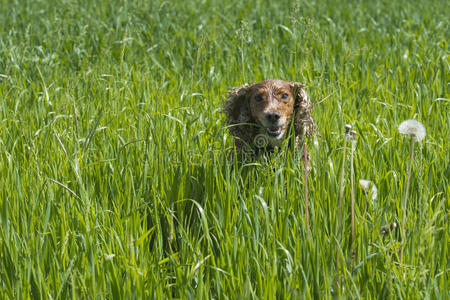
[265,111,280,123]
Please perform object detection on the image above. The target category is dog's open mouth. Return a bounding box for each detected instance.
[266,126,284,137]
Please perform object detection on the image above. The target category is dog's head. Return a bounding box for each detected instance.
[247,79,296,140]
[224,79,315,149]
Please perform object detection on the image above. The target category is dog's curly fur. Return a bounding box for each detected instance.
[223,79,316,152]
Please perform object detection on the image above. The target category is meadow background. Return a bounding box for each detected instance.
[0,0,448,298]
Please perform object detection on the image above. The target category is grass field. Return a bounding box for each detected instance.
[0,0,448,298]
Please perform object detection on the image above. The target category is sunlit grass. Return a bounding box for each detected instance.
[0,0,448,298]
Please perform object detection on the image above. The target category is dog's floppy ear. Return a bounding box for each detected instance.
[223,83,254,126]
[290,82,316,140]
[223,83,258,149]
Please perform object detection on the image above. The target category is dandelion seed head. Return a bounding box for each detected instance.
[359,179,378,201]
[350,130,357,141]
[345,124,352,134]
[345,124,357,140]
[398,119,426,142]
[105,254,115,261]
[359,179,371,190]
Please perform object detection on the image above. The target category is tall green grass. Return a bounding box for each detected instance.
[0,0,448,298]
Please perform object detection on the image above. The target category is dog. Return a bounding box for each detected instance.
[223,79,316,154]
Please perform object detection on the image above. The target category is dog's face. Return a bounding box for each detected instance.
[224,78,315,152]
[248,79,295,141]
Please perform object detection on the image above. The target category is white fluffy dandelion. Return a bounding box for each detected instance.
[398,119,426,142]
[359,179,378,201]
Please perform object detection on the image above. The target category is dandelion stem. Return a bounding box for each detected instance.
[401,137,415,261]
[350,139,356,264]
[336,131,348,283]
[337,142,347,237]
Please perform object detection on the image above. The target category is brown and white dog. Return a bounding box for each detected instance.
[223,79,316,153]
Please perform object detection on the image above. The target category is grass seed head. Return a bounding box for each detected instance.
[398,119,426,142]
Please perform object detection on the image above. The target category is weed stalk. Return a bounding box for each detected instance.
[401,137,415,261]
[349,130,357,265]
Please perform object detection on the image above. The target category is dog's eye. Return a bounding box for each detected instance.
[281,93,289,99]
[255,95,263,102]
